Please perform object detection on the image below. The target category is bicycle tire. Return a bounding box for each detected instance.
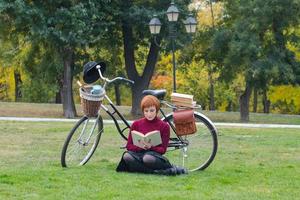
[163,112,218,172]
[61,115,103,167]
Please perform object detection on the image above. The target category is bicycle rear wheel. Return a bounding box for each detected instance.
[61,115,103,167]
[164,112,218,172]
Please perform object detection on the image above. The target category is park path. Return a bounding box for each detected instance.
[1,116,300,129]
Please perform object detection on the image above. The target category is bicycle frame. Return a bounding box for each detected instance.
[99,95,131,140]
[93,64,194,149]
[98,93,188,150]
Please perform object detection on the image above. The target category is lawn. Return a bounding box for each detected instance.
[0,120,299,199]
[1,101,300,124]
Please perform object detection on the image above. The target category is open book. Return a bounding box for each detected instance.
[131,130,162,148]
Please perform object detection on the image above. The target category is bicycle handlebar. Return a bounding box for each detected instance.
[119,77,135,85]
[110,77,135,85]
[96,65,134,86]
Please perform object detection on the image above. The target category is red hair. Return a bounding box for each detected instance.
[140,95,160,112]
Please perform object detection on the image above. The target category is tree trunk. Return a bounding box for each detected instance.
[131,77,147,117]
[55,91,62,104]
[253,87,258,112]
[61,47,77,118]
[55,78,63,104]
[114,84,121,106]
[122,18,160,116]
[239,82,252,122]
[208,68,215,110]
[262,88,270,113]
[14,70,22,102]
[226,100,232,111]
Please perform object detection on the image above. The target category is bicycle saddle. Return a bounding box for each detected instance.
[142,89,166,100]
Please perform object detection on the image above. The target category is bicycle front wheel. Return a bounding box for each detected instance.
[61,115,103,167]
[164,112,218,172]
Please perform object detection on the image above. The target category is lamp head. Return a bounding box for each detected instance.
[149,15,162,35]
[184,14,197,33]
[166,2,179,22]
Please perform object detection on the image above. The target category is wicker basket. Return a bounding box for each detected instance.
[79,86,105,117]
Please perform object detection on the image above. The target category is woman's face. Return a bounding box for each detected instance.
[143,106,157,121]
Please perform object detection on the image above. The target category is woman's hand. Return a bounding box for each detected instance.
[142,141,152,150]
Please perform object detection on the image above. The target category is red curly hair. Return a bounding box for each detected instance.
[140,95,160,113]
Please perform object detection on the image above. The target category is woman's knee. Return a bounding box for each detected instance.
[123,152,135,163]
[142,154,156,165]
[143,153,172,170]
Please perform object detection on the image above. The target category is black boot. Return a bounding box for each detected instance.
[153,166,188,176]
[172,165,188,175]
[153,167,177,176]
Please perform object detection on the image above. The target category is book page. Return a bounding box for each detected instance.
[144,130,162,147]
[131,130,145,149]
[131,130,162,148]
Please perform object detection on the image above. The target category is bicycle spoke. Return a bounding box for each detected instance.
[67,144,81,164]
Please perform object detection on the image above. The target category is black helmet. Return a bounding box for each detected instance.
[83,61,106,84]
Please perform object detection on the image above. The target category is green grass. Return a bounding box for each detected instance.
[1,101,300,124]
[0,121,299,199]
[202,110,300,125]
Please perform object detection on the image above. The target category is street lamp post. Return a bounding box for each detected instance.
[149,1,197,92]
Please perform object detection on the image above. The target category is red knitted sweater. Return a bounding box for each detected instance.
[126,117,170,154]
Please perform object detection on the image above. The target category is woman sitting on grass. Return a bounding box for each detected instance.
[116,95,187,175]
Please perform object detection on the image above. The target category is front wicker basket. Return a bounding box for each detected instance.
[79,86,105,117]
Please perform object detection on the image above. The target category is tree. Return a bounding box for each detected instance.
[114,0,191,115]
[212,0,300,121]
[0,1,114,118]
[193,0,224,111]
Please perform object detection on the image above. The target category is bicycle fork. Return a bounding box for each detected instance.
[77,117,100,146]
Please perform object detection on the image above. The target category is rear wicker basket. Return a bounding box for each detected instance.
[79,86,105,117]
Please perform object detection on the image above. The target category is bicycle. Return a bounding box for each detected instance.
[61,64,218,172]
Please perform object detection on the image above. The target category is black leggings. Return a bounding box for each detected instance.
[116,151,172,173]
